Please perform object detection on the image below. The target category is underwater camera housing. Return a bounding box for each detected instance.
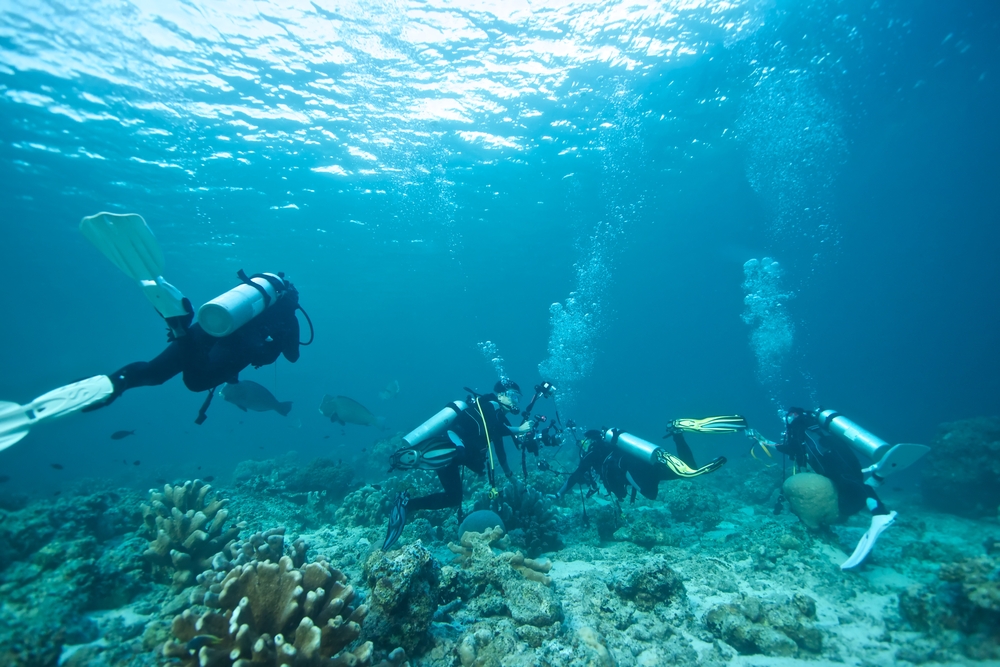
[536,381,557,398]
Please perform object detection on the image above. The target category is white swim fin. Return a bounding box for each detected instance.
[0,376,114,451]
[862,443,931,487]
[841,511,897,570]
[80,212,188,319]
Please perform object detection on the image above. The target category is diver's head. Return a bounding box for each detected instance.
[579,429,603,453]
[494,380,522,413]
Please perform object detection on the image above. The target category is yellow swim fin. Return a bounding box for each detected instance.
[655,450,727,478]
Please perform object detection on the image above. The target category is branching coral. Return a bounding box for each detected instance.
[140,479,243,588]
[193,528,307,606]
[449,527,554,586]
[163,555,375,666]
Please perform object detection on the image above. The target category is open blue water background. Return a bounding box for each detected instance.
[1,0,997,496]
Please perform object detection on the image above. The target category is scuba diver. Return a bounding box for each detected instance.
[382,379,535,550]
[0,212,311,450]
[764,407,929,569]
[550,418,739,503]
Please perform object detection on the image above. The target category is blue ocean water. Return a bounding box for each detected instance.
[0,0,997,496]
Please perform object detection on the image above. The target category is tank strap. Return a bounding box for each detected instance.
[237,269,272,307]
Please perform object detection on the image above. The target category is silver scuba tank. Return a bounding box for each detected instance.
[814,409,891,462]
[402,401,469,448]
[602,428,662,465]
[197,273,286,337]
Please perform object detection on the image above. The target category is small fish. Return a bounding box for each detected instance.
[186,635,222,652]
[155,478,167,484]
[122,460,127,465]
[51,463,64,470]
[133,460,141,466]
[53,490,61,496]
[219,381,292,416]
[197,466,202,470]
[110,430,135,440]
[204,475,215,482]
[0,475,9,483]
[323,435,330,439]
[372,484,382,491]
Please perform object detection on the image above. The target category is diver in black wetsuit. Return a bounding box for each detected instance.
[551,428,714,502]
[778,407,890,518]
[382,380,535,549]
[406,382,530,512]
[88,276,301,413]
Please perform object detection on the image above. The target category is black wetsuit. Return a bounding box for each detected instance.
[560,432,698,502]
[406,394,516,513]
[108,285,300,397]
[779,412,889,517]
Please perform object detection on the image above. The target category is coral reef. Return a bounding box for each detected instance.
[284,457,356,502]
[334,484,393,528]
[163,555,375,666]
[921,416,1000,517]
[662,479,722,527]
[445,527,561,625]
[0,490,147,667]
[611,555,686,610]
[362,542,439,654]
[899,553,1000,660]
[140,479,243,588]
[474,482,563,556]
[704,593,823,657]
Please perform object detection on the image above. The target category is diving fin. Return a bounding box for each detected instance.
[668,415,748,435]
[80,212,188,319]
[389,436,458,471]
[841,511,896,570]
[383,491,409,550]
[862,444,931,486]
[0,376,114,451]
[656,450,727,478]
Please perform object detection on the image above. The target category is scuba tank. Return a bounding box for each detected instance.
[602,428,727,478]
[402,401,468,448]
[602,429,661,465]
[197,271,289,337]
[812,408,929,483]
[814,409,890,461]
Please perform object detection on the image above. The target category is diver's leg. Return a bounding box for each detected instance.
[407,465,463,512]
[84,342,185,411]
[671,432,697,468]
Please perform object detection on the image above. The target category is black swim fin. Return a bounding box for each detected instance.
[383,491,409,550]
